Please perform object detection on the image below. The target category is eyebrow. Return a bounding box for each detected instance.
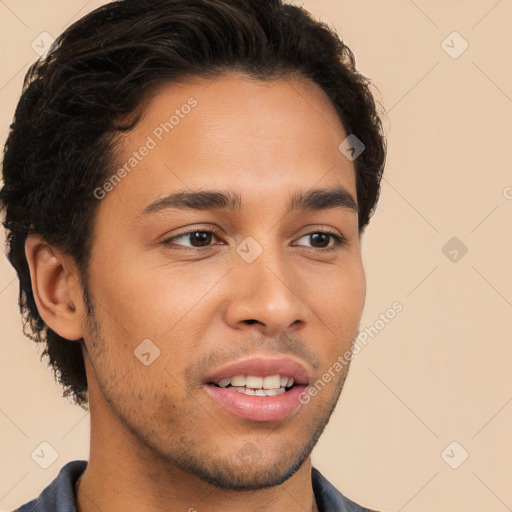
[139,185,358,217]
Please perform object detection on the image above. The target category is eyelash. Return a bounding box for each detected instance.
[162,227,347,252]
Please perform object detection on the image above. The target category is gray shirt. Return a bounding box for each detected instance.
[13,460,379,512]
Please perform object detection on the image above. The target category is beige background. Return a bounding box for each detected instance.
[1,1,511,511]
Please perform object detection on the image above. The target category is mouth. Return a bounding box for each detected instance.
[209,374,298,396]
[203,357,310,422]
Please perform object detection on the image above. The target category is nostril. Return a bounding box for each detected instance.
[244,319,259,325]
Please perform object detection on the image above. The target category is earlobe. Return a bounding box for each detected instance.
[24,234,84,341]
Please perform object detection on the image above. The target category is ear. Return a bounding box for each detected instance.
[24,234,85,341]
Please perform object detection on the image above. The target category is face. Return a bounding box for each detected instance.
[81,73,366,490]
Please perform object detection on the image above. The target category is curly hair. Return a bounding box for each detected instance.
[0,0,386,406]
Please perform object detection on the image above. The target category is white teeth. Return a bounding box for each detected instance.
[230,375,246,386]
[230,386,287,396]
[214,374,296,390]
[263,375,281,389]
[245,376,264,388]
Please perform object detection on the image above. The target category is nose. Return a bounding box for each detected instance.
[223,244,309,337]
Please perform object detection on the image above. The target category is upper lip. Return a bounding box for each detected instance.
[204,356,310,386]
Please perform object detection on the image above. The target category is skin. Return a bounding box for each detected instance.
[25,73,366,512]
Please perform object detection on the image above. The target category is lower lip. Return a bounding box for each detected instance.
[205,384,306,422]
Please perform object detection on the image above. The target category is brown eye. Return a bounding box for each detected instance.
[309,233,330,248]
[163,230,218,248]
[295,231,346,251]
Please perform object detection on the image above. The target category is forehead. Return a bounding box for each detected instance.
[103,73,356,215]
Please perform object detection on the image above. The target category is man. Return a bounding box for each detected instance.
[0,0,386,510]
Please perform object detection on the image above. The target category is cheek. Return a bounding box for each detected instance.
[88,248,186,336]
[308,259,366,342]
[87,251,226,368]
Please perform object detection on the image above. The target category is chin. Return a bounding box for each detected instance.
[190,452,308,491]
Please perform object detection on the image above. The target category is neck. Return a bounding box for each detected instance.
[76,456,319,512]
[75,400,319,512]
